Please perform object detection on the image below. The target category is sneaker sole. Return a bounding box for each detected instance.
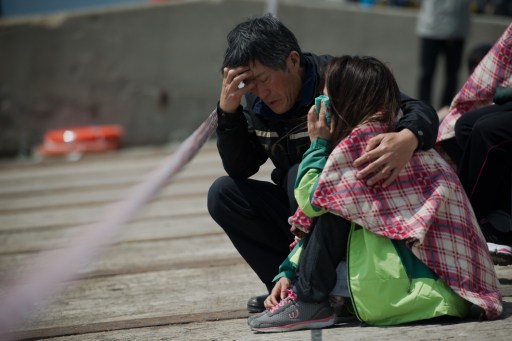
[251,314,336,333]
[488,243,512,266]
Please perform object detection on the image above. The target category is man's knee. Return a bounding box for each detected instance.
[207,176,235,221]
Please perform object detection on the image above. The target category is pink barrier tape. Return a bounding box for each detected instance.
[0,110,218,336]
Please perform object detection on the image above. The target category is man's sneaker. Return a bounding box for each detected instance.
[248,289,335,333]
[247,294,267,313]
[487,242,512,266]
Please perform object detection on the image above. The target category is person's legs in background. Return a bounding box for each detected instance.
[441,38,465,108]
[419,38,442,107]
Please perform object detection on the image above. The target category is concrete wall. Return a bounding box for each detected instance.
[0,0,509,156]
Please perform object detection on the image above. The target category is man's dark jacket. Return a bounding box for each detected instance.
[215,53,439,186]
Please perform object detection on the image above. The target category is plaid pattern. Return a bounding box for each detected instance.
[437,23,512,143]
[289,121,502,320]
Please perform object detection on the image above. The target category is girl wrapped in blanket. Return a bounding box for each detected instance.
[248,55,502,333]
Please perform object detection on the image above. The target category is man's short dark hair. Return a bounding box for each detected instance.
[222,14,302,71]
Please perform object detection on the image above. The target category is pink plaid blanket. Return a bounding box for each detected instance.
[437,23,512,143]
[289,121,502,319]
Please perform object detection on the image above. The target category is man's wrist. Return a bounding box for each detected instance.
[399,128,420,151]
[217,102,239,116]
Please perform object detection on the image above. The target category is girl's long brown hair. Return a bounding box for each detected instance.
[324,56,401,145]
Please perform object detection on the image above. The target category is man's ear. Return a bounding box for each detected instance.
[288,51,301,70]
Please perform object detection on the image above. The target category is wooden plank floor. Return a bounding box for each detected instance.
[1,141,512,341]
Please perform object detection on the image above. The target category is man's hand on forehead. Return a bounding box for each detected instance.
[219,66,255,113]
[225,67,253,84]
[237,67,257,88]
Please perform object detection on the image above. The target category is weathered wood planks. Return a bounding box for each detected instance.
[1,141,512,341]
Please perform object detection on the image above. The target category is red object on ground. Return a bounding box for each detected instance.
[37,125,124,156]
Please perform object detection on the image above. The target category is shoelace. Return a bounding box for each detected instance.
[269,289,298,313]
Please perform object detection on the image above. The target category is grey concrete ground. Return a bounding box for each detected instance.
[0,142,512,340]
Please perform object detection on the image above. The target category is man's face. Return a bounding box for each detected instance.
[247,52,303,114]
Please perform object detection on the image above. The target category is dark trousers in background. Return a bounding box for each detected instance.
[441,101,512,221]
[207,165,299,292]
[455,102,512,220]
[418,37,465,108]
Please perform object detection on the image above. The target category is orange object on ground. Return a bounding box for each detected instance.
[37,125,124,156]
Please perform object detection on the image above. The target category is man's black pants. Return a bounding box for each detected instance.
[207,165,349,298]
[207,166,299,292]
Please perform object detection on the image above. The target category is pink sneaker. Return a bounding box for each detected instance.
[248,289,335,333]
